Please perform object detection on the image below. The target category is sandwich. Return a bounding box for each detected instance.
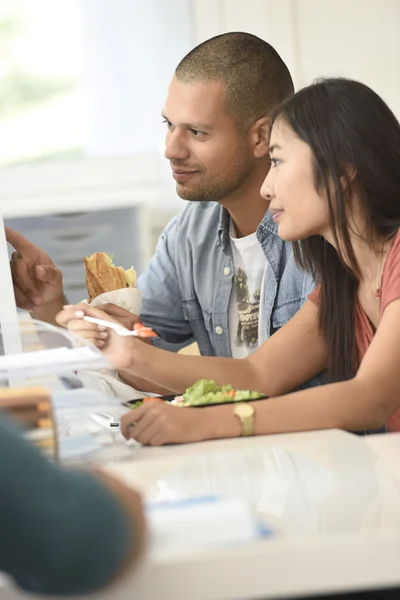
[84,252,137,303]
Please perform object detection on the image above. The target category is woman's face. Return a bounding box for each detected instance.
[261,119,331,242]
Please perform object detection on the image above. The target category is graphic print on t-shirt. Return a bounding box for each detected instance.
[228,224,266,359]
[233,267,261,348]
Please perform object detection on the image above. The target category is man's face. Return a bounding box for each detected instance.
[162,76,254,202]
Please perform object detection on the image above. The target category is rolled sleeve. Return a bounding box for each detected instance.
[138,215,194,347]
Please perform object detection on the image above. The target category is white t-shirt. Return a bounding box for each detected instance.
[228,221,267,359]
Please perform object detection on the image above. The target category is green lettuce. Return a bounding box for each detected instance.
[182,379,264,406]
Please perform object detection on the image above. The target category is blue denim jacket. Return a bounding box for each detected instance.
[138,202,315,355]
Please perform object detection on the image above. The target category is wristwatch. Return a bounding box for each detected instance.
[233,403,255,436]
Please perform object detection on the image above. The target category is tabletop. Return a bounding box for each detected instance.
[2,428,400,600]
[100,429,400,600]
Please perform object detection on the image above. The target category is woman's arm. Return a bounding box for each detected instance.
[124,299,327,396]
[59,300,326,397]
[120,378,365,444]
[214,295,400,435]
[121,299,400,445]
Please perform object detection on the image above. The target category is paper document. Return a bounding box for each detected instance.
[0,346,110,380]
[146,497,268,552]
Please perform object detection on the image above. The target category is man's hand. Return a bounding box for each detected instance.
[5,227,65,319]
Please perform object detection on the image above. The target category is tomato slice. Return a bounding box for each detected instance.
[142,397,164,403]
[133,322,157,338]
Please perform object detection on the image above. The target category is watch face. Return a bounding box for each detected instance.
[235,403,254,418]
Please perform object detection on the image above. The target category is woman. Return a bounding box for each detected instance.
[59,78,400,446]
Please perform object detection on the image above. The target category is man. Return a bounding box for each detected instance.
[0,414,144,595]
[6,33,320,391]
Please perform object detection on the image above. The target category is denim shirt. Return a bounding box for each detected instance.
[138,202,315,355]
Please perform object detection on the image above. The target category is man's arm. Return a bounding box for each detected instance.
[115,215,195,393]
[118,369,176,395]
[0,416,144,595]
[138,215,194,346]
[5,227,65,325]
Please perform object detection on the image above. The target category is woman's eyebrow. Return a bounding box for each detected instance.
[269,144,282,154]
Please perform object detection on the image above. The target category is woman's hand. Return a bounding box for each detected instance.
[56,304,138,371]
[120,401,210,446]
[120,401,240,446]
[93,303,141,331]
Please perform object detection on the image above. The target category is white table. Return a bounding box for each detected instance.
[103,429,400,600]
[364,433,400,479]
[2,429,400,600]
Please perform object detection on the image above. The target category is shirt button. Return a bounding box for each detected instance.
[223,267,231,276]
[215,326,223,335]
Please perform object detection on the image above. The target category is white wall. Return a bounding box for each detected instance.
[79,0,195,155]
[76,0,400,156]
[193,0,400,118]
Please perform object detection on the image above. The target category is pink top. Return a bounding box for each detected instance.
[309,229,400,432]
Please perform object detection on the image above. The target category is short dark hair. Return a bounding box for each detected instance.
[271,78,400,382]
[175,32,294,130]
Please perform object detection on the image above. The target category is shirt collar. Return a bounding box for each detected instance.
[257,208,279,236]
[217,205,278,247]
[217,206,230,249]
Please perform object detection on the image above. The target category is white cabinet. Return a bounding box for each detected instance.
[1,155,179,304]
[5,207,144,304]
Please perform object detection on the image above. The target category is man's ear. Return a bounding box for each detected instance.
[251,116,271,158]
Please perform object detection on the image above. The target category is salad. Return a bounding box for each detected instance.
[175,379,265,406]
[125,379,265,410]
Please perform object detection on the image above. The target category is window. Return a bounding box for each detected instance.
[0,0,87,165]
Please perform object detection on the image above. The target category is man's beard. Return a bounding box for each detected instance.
[175,154,253,203]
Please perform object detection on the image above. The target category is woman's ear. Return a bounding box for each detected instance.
[252,116,271,158]
[340,163,357,190]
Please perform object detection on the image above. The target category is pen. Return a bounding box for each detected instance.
[89,412,120,429]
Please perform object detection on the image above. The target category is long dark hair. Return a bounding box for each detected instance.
[271,78,400,381]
